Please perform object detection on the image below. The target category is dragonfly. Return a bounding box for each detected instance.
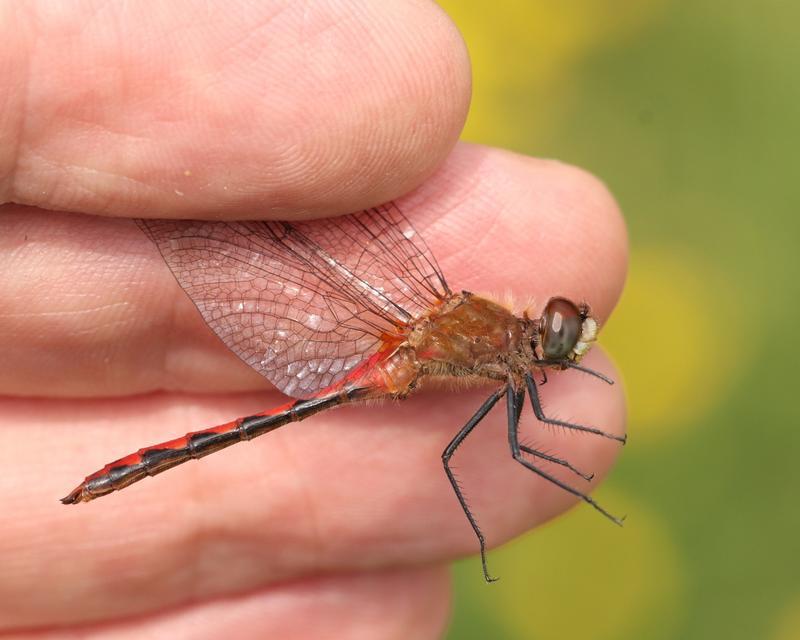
[61,202,624,582]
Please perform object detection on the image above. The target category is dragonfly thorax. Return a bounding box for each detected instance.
[404,292,600,385]
[408,292,530,380]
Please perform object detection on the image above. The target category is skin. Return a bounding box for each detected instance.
[0,1,628,638]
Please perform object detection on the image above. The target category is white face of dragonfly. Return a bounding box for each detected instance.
[571,315,598,360]
[538,297,598,363]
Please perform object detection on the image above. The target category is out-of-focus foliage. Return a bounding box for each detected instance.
[439,1,800,638]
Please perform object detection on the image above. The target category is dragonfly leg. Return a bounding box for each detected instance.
[508,380,624,526]
[525,373,626,444]
[518,445,595,482]
[441,385,507,583]
[506,380,594,481]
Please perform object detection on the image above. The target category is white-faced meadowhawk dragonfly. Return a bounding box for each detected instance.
[62,202,624,581]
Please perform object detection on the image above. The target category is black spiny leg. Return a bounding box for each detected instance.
[510,377,624,525]
[519,445,595,482]
[442,385,507,583]
[525,373,626,444]
[510,377,593,481]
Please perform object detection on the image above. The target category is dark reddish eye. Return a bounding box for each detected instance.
[540,298,581,360]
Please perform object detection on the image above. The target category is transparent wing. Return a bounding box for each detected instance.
[136,203,450,397]
[290,203,450,320]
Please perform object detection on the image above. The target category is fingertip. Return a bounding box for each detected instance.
[401,145,629,321]
[539,159,629,317]
[6,0,472,219]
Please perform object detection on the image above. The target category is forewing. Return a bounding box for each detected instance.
[136,205,449,397]
[292,203,450,320]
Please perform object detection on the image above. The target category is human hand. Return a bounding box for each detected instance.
[0,2,627,638]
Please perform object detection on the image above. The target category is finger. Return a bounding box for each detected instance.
[2,565,450,636]
[1,0,469,218]
[0,144,627,396]
[410,143,629,323]
[0,352,623,626]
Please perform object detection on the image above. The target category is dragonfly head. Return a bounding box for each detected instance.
[534,297,598,364]
[529,297,613,385]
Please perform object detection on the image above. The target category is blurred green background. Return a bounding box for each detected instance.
[438,1,799,639]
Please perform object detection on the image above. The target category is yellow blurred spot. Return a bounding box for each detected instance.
[602,249,740,441]
[486,490,683,639]
[439,0,668,143]
[772,594,800,640]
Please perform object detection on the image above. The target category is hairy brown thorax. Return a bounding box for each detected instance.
[372,292,535,396]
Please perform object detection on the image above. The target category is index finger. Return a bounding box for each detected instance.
[1,0,470,218]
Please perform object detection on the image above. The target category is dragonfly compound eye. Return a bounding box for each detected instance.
[540,297,582,360]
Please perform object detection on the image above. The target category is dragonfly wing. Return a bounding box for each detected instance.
[136,204,449,397]
[291,202,450,319]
